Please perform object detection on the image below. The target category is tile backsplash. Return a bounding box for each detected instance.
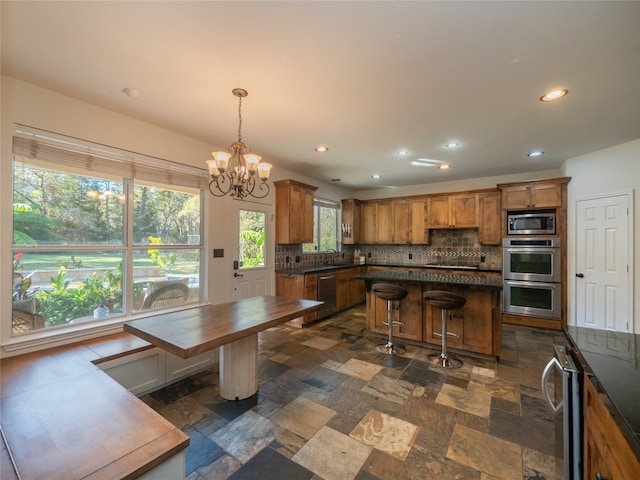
[276,229,502,271]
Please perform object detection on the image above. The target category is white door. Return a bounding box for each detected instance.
[575,193,632,332]
[230,203,271,300]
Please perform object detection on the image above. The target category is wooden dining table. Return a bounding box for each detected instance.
[124,295,322,400]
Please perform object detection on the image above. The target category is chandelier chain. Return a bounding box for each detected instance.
[237,95,243,143]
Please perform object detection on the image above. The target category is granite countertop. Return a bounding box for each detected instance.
[354,269,503,290]
[565,325,640,456]
[276,263,502,275]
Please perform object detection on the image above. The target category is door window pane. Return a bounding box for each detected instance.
[239,210,266,269]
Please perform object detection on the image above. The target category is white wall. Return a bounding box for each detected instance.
[562,139,640,332]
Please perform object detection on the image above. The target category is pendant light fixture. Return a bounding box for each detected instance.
[207,88,272,199]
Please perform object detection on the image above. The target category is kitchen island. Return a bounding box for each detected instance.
[356,269,503,357]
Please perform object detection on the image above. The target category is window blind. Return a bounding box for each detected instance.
[12,128,210,190]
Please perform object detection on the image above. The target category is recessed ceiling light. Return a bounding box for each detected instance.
[396,150,410,156]
[438,164,451,170]
[528,150,544,157]
[371,174,382,179]
[331,178,341,182]
[411,158,442,167]
[445,142,459,148]
[540,89,568,102]
[315,145,329,153]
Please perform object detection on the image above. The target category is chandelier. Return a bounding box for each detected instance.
[206,88,272,199]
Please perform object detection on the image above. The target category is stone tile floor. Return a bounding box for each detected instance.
[141,305,568,479]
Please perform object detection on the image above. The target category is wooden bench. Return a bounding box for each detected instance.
[0,332,190,479]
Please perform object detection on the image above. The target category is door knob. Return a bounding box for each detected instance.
[576,273,584,278]
[234,272,244,277]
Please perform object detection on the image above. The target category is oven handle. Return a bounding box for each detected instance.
[542,356,563,413]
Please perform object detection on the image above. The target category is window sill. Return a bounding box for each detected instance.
[2,301,209,358]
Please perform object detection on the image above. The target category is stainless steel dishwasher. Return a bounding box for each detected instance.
[317,272,337,319]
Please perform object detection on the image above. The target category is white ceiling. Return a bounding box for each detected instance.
[2,1,639,191]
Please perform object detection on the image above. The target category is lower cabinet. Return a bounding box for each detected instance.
[275,272,318,326]
[337,266,366,311]
[97,348,216,396]
[424,286,501,356]
[584,375,640,480]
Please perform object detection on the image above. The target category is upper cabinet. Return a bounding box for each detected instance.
[341,199,361,245]
[478,190,501,245]
[360,200,393,244]
[360,197,428,244]
[499,179,569,210]
[274,179,317,244]
[427,193,478,229]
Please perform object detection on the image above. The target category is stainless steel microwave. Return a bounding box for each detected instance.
[507,212,556,235]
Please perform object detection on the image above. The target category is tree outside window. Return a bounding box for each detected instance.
[11,156,203,334]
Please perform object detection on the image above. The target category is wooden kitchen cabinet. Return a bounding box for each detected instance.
[478,190,501,245]
[360,201,377,243]
[360,200,393,244]
[499,179,565,210]
[423,285,501,356]
[274,179,317,244]
[393,198,410,244]
[377,200,393,243]
[337,266,365,311]
[366,282,423,342]
[392,197,429,244]
[410,198,428,244]
[341,199,361,244]
[427,193,478,229]
[275,272,318,326]
[584,375,640,480]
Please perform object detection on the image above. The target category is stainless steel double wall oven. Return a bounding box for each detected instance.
[502,237,562,319]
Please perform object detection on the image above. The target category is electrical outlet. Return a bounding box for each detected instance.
[408,253,413,260]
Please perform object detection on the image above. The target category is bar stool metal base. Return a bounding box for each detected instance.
[377,342,406,355]
[371,283,409,357]
[428,353,462,369]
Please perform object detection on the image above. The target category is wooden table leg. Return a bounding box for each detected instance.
[219,333,258,400]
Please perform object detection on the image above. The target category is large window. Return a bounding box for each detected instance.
[302,198,340,253]
[10,131,208,335]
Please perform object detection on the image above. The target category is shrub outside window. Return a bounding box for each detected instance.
[11,131,207,335]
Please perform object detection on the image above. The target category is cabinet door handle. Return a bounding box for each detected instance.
[595,472,608,480]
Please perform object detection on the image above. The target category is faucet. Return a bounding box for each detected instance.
[324,248,337,265]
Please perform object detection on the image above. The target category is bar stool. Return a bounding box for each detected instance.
[423,290,467,368]
[372,283,408,355]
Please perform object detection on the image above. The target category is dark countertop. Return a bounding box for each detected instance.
[565,325,640,456]
[355,269,503,291]
[276,263,502,276]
